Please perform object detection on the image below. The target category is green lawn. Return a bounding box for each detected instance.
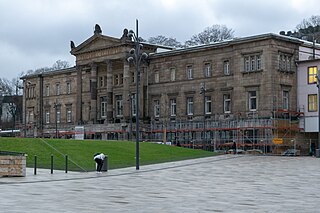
[0,137,217,171]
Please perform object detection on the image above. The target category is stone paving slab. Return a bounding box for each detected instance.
[1,155,320,212]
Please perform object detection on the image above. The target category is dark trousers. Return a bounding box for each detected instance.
[95,159,104,172]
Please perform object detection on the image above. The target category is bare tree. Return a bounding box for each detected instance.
[148,35,183,48]
[296,15,320,31]
[185,25,234,47]
[52,60,71,70]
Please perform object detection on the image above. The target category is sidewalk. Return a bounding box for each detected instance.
[1,155,320,213]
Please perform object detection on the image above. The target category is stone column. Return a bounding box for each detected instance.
[76,66,83,124]
[123,60,130,121]
[106,60,113,123]
[90,63,98,123]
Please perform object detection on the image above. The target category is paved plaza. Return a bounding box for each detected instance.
[1,155,320,212]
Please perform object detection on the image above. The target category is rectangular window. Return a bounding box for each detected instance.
[100,97,107,117]
[283,91,289,110]
[248,91,257,111]
[45,111,50,124]
[279,53,292,72]
[256,55,261,70]
[205,96,212,114]
[99,77,103,87]
[170,99,176,116]
[154,100,160,117]
[56,83,60,96]
[223,94,231,113]
[66,109,72,123]
[245,57,250,72]
[155,72,159,83]
[56,110,61,124]
[131,93,137,116]
[187,65,193,79]
[114,75,119,85]
[45,85,50,97]
[67,82,71,95]
[115,95,123,117]
[187,97,193,115]
[250,56,256,71]
[120,74,124,85]
[244,54,262,72]
[28,86,35,98]
[308,66,317,84]
[223,60,230,75]
[308,94,318,112]
[204,63,212,77]
[170,68,176,81]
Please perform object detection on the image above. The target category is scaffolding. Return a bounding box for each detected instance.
[147,110,304,154]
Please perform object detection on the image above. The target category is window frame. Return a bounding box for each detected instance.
[170,98,177,117]
[66,108,72,123]
[283,90,289,110]
[186,65,193,80]
[45,85,50,97]
[248,91,257,112]
[204,63,212,77]
[308,66,317,84]
[205,96,212,114]
[170,68,176,81]
[223,94,231,113]
[56,83,60,96]
[100,97,107,118]
[115,95,123,117]
[187,97,194,115]
[308,94,318,112]
[154,100,160,118]
[223,60,230,75]
[45,111,50,124]
[154,72,159,83]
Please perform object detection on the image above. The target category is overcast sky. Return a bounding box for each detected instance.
[1,0,320,80]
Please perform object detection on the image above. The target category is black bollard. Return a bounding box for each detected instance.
[34,155,37,175]
[65,155,68,173]
[51,155,53,174]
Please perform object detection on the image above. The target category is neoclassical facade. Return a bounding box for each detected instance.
[21,25,318,154]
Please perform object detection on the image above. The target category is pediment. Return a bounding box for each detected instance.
[71,34,122,55]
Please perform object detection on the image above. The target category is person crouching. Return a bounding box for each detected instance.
[93,153,106,173]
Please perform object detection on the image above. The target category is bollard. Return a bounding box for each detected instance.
[65,155,68,173]
[34,155,37,175]
[51,155,53,174]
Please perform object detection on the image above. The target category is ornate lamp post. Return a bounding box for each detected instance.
[200,83,206,149]
[53,101,59,138]
[128,92,133,141]
[316,71,320,155]
[127,19,149,170]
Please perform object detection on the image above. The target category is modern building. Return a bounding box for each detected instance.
[297,58,320,154]
[21,24,320,154]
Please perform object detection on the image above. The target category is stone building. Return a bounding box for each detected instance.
[21,25,319,154]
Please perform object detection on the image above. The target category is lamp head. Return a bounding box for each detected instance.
[128,30,134,38]
[129,48,135,55]
[127,56,134,63]
[141,52,148,59]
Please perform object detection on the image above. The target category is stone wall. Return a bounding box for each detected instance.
[0,155,26,177]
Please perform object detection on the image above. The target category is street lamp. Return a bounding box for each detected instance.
[53,102,59,138]
[127,19,149,170]
[316,71,320,155]
[200,83,206,150]
[128,92,133,141]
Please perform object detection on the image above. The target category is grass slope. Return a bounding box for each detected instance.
[0,137,217,171]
